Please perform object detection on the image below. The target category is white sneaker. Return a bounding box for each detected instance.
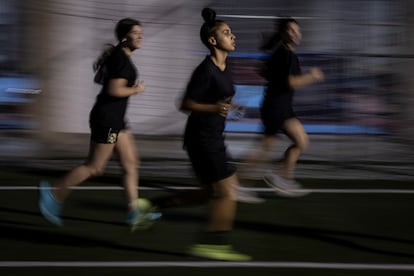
[237,188,265,204]
[263,172,310,197]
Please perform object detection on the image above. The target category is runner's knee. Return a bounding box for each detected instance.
[87,165,105,177]
[214,180,238,201]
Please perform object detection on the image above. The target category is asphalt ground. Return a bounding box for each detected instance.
[1,132,414,275]
[1,169,414,276]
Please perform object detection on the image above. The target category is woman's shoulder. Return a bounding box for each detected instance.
[108,45,127,61]
[198,56,213,67]
[273,45,292,56]
[193,56,214,73]
[270,45,297,65]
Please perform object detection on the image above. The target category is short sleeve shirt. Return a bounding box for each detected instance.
[182,56,235,149]
[89,45,137,129]
[266,45,301,95]
[261,45,301,115]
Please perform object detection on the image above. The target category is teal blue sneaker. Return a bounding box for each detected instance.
[128,198,162,232]
[39,181,63,226]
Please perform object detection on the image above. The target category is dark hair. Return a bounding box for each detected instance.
[260,17,298,52]
[93,18,140,83]
[93,18,141,84]
[200,8,225,49]
[93,43,113,84]
[93,43,114,73]
[115,18,141,43]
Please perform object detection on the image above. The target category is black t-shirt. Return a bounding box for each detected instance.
[90,45,137,129]
[182,56,235,148]
[263,45,301,105]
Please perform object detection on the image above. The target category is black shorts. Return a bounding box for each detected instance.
[185,144,236,185]
[90,126,121,144]
[260,92,296,135]
[261,108,296,136]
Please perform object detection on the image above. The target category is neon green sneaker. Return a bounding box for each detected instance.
[188,244,251,261]
[128,198,161,232]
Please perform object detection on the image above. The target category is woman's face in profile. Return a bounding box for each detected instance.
[125,25,143,50]
[212,23,236,52]
[286,22,301,46]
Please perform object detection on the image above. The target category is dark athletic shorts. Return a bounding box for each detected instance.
[185,144,236,185]
[260,92,296,136]
[260,108,296,136]
[90,126,121,144]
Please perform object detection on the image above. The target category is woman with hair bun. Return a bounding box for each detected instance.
[148,8,251,261]
[182,7,250,261]
[38,18,160,230]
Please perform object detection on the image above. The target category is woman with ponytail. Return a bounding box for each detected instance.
[245,18,325,196]
[38,18,160,230]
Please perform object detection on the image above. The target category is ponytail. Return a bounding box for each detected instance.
[93,44,115,84]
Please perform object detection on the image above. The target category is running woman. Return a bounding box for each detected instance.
[148,8,251,261]
[38,18,160,229]
[250,17,325,196]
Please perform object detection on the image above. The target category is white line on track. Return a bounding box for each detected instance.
[2,186,414,194]
[0,261,414,270]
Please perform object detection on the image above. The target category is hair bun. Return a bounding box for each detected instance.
[202,8,216,23]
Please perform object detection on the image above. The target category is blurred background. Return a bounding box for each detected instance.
[1,0,414,166]
[2,2,414,270]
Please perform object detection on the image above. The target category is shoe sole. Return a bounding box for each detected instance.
[131,218,158,232]
[130,199,162,232]
[189,248,251,261]
[38,184,63,226]
[237,195,266,204]
[263,175,310,198]
[130,211,161,232]
[39,200,63,226]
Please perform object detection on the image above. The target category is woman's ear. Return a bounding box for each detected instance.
[208,36,216,46]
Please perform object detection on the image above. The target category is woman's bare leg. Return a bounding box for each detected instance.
[280,118,309,179]
[240,135,277,178]
[207,174,239,231]
[52,141,115,202]
[115,129,139,211]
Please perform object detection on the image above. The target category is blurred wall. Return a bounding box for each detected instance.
[23,0,209,139]
[400,0,414,142]
[19,0,414,143]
